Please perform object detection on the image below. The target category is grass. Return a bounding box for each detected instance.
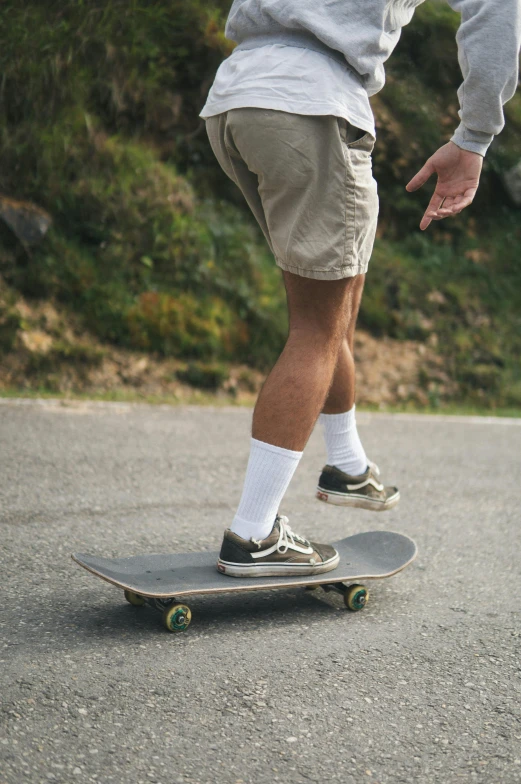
[1,386,519,419]
[0,386,253,407]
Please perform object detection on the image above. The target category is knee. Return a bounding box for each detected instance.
[287,319,346,354]
[287,301,349,345]
[339,336,353,357]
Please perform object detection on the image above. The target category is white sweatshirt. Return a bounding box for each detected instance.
[201,0,521,156]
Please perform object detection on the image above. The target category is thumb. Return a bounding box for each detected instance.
[406,159,435,192]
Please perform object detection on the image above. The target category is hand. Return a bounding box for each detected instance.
[406,142,483,231]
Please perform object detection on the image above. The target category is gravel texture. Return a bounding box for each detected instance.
[1,400,520,784]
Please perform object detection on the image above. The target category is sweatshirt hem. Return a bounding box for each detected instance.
[451,122,494,157]
[200,98,375,138]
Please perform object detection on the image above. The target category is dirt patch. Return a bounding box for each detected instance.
[0,293,454,406]
[353,331,456,407]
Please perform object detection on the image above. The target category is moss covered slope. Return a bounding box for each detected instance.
[0,1,520,407]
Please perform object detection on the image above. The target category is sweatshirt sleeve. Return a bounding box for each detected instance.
[445,0,521,156]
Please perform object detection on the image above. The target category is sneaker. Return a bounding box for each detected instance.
[217,515,339,578]
[316,462,400,511]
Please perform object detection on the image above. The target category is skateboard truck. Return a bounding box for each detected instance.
[307,582,369,611]
[124,591,193,632]
[124,581,369,632]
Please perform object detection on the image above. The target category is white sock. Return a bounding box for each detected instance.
[230,437,302,541]
[319,405,368,476]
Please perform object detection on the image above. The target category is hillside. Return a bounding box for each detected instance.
[0,1,520,409]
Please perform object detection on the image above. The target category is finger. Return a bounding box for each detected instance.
[419,189,443,229]
[439,186,477,208]
[424,190,447,219]
[421,191,454,228]
[439,195,457,211]
[406,159,435,192]
[419,213,433,231]
[451,197,474,214]
[420,179,478,227]
[437,200,458,215]
[436,191,476,217]
[423,194,475,227]
[447,189,476,213]
[425,189,473,219]
[429,197,452,217]
[426,206,452,218]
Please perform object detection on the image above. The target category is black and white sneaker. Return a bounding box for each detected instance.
[217,515,339,578]
[316,462,400,511]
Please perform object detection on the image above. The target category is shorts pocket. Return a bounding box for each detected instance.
[346,131,376,155]
[351,148,379,269]
[340,137,379,273]
[337,117,375,153]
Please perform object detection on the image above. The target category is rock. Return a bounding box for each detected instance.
[427,290,447,306]
[0,195,52,246]
[503,160,521,206]
[19,330,53,354]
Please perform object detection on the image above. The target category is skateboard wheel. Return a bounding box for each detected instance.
[124,590,145,607]
[305,585,319,591]
[163,603,192,633]
[344,584,368,612]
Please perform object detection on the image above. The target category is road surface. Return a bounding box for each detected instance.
[1,399,520,783]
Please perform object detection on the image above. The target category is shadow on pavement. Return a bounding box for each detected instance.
[7,583,389,648]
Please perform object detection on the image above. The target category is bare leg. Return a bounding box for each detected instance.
[316,272,400,510]
[252,271,361,452]
[322,273,365,414]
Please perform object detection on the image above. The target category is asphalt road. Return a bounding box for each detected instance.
[1,399,520,784]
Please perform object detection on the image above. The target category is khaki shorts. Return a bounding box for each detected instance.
[205,108,378,280]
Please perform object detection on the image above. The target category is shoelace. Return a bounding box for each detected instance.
[368,460,380,476]
[274,515,310,554]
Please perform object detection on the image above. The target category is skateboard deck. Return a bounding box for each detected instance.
[73,530,416,632]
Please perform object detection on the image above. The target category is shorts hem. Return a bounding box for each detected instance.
[275,258,368,280]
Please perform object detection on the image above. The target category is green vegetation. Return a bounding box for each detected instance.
[0,1,520,408]
[0,0,284,371]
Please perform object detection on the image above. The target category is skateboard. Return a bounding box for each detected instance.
[72,530,417,633]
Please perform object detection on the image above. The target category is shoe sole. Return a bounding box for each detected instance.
[216,551,340,578]
[316,487,400,511]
